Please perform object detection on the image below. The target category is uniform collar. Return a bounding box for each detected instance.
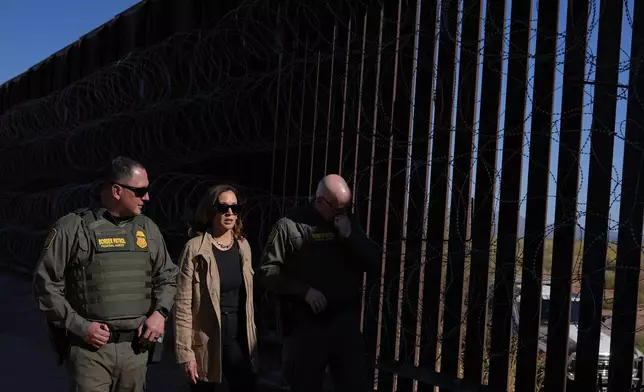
[89,203,136,225]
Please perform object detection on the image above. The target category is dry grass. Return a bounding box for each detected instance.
[380,236,644,390]
[452,237,644,390]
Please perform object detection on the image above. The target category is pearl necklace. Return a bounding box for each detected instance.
[213,235,234,250]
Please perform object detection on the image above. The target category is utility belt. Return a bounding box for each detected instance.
[107,329,138,344]
[104,329,165,364]
[65,328,140,346]
[49,326,164,365]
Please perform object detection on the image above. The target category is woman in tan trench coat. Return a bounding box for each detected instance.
[174,184,258,392]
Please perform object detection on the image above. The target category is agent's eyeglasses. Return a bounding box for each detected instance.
[114,183,149,198]
[215,202,242,215]
[321,198,352,215]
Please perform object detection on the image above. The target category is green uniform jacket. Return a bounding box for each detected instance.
[257,204,381,305]
[33,207,179,338]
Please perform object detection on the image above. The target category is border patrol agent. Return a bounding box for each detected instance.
[33,157,178,392]
[257,174,381,392]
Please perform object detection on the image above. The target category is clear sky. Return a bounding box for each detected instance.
[0,0,140,84]
[520,0,632,229]
[462,0,633,230]
[0,0,636,231]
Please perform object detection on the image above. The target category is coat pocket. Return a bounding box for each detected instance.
[192,330,209,347]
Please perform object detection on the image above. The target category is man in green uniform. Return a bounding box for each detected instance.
[257,174,381,392]
[33,156,178,392]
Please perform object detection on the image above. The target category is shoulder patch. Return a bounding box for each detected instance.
[43,229,57,250]
[266,227,278,244]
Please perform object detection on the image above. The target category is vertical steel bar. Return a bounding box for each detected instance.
[323,24,338,175]
[294,34,309,201]
[279,22,298,214]
[0,85,6,114]
[574,0,624,389]
[514,0,560,389]
[268,4,283,225]
[417,0,459,389]
[374,1,403,386]
[315,4,336,184]
[28,67,42,99]
[344,2,367,332]
[378,0,416,389]
[394,0,438,390]
[607,0,644,389]
[353,8,372,332]
[325,3,348,176]
[359,4,385,388]
[338,10,352,174]
[402,0,440,390]
[463,0,507,384]
[542,0,589,389]
[116,11,137,63]
[307,50,322,198]
[488,0,544,388]
[308,3,337,195]
[168,0,193,34]
[440,0,482,385]
[368,2,396,387]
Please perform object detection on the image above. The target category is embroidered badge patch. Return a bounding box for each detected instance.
[312,232,335,241]
[136,230,148,249]
[97,237,127,249]
[266,227,278,245]
[43,229,57,250]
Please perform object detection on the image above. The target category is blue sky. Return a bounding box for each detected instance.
[527,0,632,229]
[0,0,636,230]
[459,0,634,230]
[0,0,140,84]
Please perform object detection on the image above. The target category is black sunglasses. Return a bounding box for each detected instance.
[215,202,242,215]
[114,183,149,198]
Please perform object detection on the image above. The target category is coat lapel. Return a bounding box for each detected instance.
[194,232,257,373]
[195,232,221,324]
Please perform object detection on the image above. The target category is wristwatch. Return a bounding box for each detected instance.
[156,307,170,320]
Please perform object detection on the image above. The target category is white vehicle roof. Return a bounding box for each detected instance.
[515,282,580,303]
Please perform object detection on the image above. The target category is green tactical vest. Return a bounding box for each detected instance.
[66,209,152,321]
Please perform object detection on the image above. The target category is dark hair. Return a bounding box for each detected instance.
[189,184,245,239]
[103,156,145,184]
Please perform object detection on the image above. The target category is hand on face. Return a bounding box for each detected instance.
[316,174,352,221]
[334,214,352,238]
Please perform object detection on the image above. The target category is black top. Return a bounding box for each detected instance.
[212,242,243,313]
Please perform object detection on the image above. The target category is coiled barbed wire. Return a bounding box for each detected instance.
[0,0,641,389]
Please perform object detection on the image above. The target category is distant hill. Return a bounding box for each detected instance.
[491,215,614,242]
[448,208,620,242]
